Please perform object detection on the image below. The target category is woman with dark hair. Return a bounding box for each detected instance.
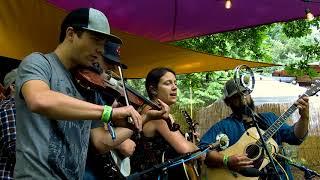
[130,67,200,180]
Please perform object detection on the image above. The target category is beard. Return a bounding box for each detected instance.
[230,98,255,116]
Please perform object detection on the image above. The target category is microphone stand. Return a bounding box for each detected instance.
[276,154,320,180]
[242,97,282,179]
[127,141,221,180]
[289,162,320,180]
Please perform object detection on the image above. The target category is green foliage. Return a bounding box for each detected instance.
[282,19,313,38]
[172,25,276,112]
[282,17,320,38]
[126,78,147,97]
[176,71,229,108]
[174,25,271,61]
[127,18,320,126]
[300,42,320,62]
[285,59,319,77]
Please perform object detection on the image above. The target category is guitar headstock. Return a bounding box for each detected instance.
[305,80,320,97]
[182,110,193,127]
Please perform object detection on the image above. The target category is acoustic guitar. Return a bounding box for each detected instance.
[206,80,320,180]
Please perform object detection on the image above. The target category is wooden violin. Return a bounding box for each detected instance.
[73,67,180,131]
[72,67,161,111]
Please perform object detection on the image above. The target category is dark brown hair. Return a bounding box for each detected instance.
[145,67,176,99]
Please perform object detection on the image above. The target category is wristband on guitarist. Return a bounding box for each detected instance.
[101,105,113,123]
[223,155,229,167]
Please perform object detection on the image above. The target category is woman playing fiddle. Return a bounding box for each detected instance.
[130,67,201,180]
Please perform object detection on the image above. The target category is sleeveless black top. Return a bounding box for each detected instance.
[130,132,188,180]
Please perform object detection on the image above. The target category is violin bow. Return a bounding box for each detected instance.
[117,65,144,139]
[116,65,134,124]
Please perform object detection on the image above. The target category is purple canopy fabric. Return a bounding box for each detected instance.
[48,0,319,42]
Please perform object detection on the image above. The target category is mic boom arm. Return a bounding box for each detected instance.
[128,135,229,180]
[276,153,320,179]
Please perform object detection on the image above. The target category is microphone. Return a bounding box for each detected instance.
[208,134,229,150]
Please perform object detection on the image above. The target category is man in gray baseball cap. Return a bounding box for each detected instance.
[59,8,122,44]
[223,79,247,100]
[14,8,168,179]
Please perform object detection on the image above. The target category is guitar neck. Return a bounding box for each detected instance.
[259,80,320,143]
[258,78,320,143]
[182,111,200,143]
[182,111,196,131]
[260,104,298,143]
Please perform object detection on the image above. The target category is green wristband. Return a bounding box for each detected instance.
[223,155,229,167]
[101,105,112,123]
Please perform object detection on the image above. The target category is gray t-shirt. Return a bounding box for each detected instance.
[14,52,94,180]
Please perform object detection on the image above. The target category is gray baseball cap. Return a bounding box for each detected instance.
[4,68,18,89]
[62,8,122,44]
[223,79,246,99]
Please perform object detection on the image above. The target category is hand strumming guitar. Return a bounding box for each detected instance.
[227,154,254,171]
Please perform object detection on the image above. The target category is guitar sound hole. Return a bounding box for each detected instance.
[246,144,260,159]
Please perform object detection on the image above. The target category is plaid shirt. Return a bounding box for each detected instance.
[0,97,16,180]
